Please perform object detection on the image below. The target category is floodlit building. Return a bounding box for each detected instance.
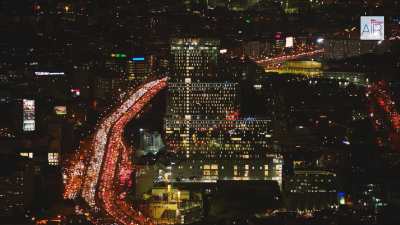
[138,130,165,156]
[144,186,203,225]
[169,155,282,185]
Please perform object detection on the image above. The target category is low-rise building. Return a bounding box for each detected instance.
[144,186,203,224]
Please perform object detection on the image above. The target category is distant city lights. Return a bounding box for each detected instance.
[70,88,81,97]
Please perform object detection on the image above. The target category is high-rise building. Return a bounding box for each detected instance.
[167,82,239,120]
[94,77,129,100]
[164,37,280,184]
[105,53,128,74]
[322,39,378,60]
[127,55,154,86]
[164,119,281,184]
[170,38,220,82]
[165,119,273,158]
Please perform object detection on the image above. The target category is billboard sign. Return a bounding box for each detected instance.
[35,72,65,76]
[285,37,294,48]
[132,56,145,61]
[54,106,67,115]
[361,16,384,40]
[23,99,35,131]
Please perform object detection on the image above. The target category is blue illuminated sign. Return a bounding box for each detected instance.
[132,57,145,61]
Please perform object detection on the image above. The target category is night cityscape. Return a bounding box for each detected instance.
[1,0,400,225]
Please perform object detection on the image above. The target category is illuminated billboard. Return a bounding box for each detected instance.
[111,53,127,58]
[35,72,65,76]
[54,106,67,115]
[23,99,35,131]
[132,56,145,61]
[360,16,384,40]
[285,37,294,48]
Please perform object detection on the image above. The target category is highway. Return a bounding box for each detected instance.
[63,77,168,225]
[366,81,400,150]
[256,49,324,67]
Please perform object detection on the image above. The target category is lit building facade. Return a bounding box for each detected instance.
[22,99,35,132]
[144,186,203,225]
[168,155,282,185]
[127,56,154,86]
[94,77,132,100]
[164,119,282,184]
[170,38,220,82]
[165,119,273,157]
[165,37,280,185]
[0,171,25,217]
[322,39,378,60]
[167,82,239,120]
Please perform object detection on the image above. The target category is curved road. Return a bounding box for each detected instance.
[256,49,324,65]
[64,77,168,225]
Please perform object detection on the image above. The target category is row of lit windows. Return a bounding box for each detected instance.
[19,152,59,166]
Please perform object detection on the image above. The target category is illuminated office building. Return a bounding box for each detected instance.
[165,119,273,157]
[164,119,281,184]
[170,38,220,82]
[127,56,154,86]
[168,154,282,185]
[105,53,128,74]
[167,82,239,120]
[165,38,280,184]
[322,39,378,60]
[94,77,129,100]
[285,170,338,210]
[0,156,34,218]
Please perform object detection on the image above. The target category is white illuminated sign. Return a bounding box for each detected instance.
[35,72,65,76]
[23,99,35,131]
[361,16,384,40]
[285,37,294,48]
